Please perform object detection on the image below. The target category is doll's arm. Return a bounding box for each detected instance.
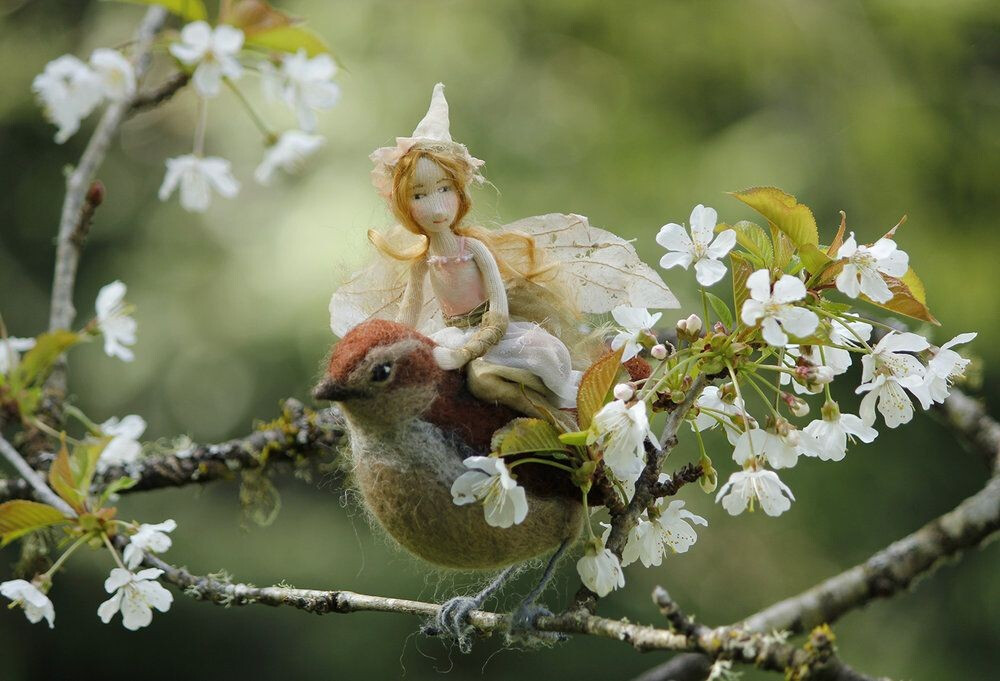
[433,239,509,370]
[397,258,428,328]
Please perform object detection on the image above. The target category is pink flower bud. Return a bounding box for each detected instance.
[650,344,668,360]
[613,383,635,401]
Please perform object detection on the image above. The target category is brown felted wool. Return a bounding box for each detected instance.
[319,319,583,570]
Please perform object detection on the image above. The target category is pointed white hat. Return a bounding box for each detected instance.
[369,83,484,197]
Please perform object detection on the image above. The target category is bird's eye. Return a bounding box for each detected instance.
[370,362,393,382]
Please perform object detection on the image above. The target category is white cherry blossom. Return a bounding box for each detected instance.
[835,232,909,303]
[0,337,36,375]
[169,21,244,97]
[123,519,176,569]
[254,130,325,185]
[691,385,748,442]
[798,403,877,462]
[732,426,800,469]
[602,498,708,568]
[89,48,135,101]
[451,456,528,528]
[716,468,795,517]
[912,332,977,409]
[590,399,658,486]
[656,204,736,286]
[1,579,55,628]
[95,281,137,361]
[97,414,147,472]
[576,543,625,597]
[98,568,172,631]
[159,154,240,213]
[781,315,873,394]
[856,331,929,428]
[31,54,103,143]
[263,49,340,132]
[740,270,819,347]
[610,306,661,362]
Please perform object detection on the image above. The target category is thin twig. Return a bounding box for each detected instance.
[127,72,191,115]
[0,434,75,517]
[605,375,708,559]
[47,6,167,335]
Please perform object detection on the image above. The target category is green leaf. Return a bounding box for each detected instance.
[721,220,773,267]
[108,0,208,22]
[11,330,80,392]
[73,439,109,498]
[770,225,795,270]
[492,418,568,456]
[864,268,939,325]
[239,470,282,528]
[245,25,331,56]
[48,443,85,513]
[0,500,68,547]
[729,251,754,322]
[98,477,138,508]
[730,187,819,249]
[800,243,834,277]
[705,291,734,330]
[576,347,625,429]
[558,431,589,446]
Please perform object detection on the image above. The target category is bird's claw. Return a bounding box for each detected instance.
[508,601,567,645]
[422,595,481,653]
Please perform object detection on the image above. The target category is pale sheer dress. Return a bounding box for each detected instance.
[426,238,581,407]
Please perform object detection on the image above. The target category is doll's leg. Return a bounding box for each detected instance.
[467,359,576,430]
[422,565,517,653]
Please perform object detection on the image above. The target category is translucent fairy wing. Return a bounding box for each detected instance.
[328,227,443,337]
[498,213,679,313]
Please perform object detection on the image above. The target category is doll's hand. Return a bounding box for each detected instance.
[433,346,470,371]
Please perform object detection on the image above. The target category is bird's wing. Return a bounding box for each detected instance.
[328,227,443,337]
[496,213,679,313]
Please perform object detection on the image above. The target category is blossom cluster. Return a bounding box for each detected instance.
[451,197,976,598]
[32,15,338,213]
[1,519,177,631]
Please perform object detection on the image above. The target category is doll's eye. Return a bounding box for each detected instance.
[371,362,393,382]
[437,185,451,193]
[413,192,426,200]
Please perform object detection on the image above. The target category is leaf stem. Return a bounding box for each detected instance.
[101,532,128,571]
[224,77,275,143]
[42,533,90,580]
[507,457,576,474]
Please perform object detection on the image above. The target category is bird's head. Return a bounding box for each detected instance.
[313,319,444,426]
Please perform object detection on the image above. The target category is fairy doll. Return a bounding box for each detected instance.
[330,83,677,421]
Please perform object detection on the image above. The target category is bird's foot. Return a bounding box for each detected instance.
[421,595,482,653]
[507,600,567,646]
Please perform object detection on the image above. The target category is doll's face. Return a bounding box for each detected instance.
[407,156,460,234]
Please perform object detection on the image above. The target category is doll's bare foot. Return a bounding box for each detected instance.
[421,566,515,653]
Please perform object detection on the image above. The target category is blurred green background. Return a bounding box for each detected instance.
[1,1,998,679]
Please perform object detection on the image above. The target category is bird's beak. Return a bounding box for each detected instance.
[312,377,359,402]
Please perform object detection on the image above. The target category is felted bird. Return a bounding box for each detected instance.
[314,318,623,645]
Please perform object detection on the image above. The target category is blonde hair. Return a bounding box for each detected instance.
[367,144,553,284]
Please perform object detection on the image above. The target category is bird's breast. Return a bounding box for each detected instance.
[347,419,582,570]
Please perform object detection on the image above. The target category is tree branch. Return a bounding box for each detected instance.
[134,539,887,679]
[0,400,344,503]
[633,388,1000,681]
